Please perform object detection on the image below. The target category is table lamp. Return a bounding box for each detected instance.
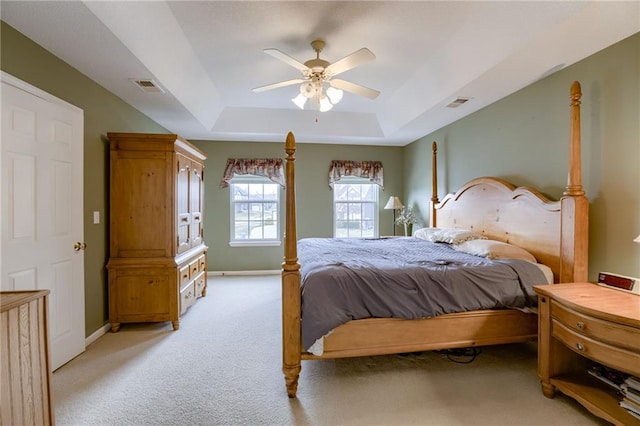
[384,196,403,236]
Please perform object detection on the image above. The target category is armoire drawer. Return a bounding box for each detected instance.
[180,282,196,315]
[189,259,199,277]
[194,272,206,298]
[179,264,191,290]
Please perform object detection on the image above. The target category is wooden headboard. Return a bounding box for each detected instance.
[430,81,588,283]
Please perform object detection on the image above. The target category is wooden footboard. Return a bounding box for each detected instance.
[303,309,537,360]
[281,81,588,398]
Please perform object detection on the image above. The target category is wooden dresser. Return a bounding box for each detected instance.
[107,133,207,332]
[1,290,54,425]
[534,282,640,425]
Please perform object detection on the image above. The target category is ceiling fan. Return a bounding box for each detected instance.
[252,39,380,112]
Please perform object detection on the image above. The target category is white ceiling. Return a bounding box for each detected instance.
[2,1,638,146]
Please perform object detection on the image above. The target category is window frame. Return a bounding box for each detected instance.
[228,175,281,247]
[332,176,379,238]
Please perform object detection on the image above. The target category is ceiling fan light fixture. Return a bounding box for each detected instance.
[292,93,307,109]
[300,81,316,98]
[319,95,333,112]
[257,39,378,114]
[326,86,343,104]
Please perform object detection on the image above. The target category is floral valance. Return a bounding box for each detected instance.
[219,158,285,188]
[328,160,384,188]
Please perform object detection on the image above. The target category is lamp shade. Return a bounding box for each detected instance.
[319,95,333,112]
[384,196,403,210]
[292,93,307,109]
[326,86,343,104]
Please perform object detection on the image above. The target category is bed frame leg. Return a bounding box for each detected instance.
[282,268,301,398]
[283,363,301,398]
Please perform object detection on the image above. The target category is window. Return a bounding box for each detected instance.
[229,176,280,246]
[333,177,379,238]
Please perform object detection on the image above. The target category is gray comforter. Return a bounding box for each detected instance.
[298,237,547,351]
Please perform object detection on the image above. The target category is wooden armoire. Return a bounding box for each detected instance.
[107,133,207,332]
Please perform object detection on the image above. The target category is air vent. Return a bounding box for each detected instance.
[446,97,471,108]
[131,79,165,94]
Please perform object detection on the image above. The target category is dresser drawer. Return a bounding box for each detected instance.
[194,272,206,298]
[189,259,199,277]
[551,300,640,353]
[552,320,640,376]
[180,282,196,315]
[198,254,206,272]
[179,264,190,290]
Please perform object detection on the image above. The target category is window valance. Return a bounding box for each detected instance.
[220,158,285,188]
[328,160,384,188]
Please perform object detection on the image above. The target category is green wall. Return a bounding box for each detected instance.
[1,21,168,336]
[192,140,404,271]
[405,33,640,280]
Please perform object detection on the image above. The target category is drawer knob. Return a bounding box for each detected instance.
[576,321,585,330]
[576,342,585,352]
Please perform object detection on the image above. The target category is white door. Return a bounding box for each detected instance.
[1,72,85,370]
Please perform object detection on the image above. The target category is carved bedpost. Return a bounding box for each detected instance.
[560,81,589,282]
[282,132,302,397]
[430,142,439,227]
[565,81,585,198]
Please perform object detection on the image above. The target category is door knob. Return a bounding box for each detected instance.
[74,242,87,251]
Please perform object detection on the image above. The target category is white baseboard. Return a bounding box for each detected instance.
[207,270,280,276]
[86,323,111,347]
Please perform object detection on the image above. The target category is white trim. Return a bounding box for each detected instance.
[1,71,83,113]
[207,270,280,276]
[85,323,111,347]
[332,179,380,238]
[229,179,281,244]
[229,240,281,247]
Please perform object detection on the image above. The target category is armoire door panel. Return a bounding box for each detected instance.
[111,156,171,257]
[176,153,190,254]
[190,160,204,247]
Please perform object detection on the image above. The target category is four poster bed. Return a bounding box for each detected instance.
[281,81,589,397]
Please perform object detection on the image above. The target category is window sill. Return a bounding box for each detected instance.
[229,240,282,247]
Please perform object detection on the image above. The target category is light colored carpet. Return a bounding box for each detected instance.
[53,275,607,425]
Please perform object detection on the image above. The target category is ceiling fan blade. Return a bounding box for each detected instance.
[264,48,308,72]
[325,48,376,76]
[252,79,305,93]
[330,79,380,100]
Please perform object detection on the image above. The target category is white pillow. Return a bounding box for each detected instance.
[413,227,486,244]
[453,239,537,263]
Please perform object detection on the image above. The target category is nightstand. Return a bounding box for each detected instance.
[533,282,640,425]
